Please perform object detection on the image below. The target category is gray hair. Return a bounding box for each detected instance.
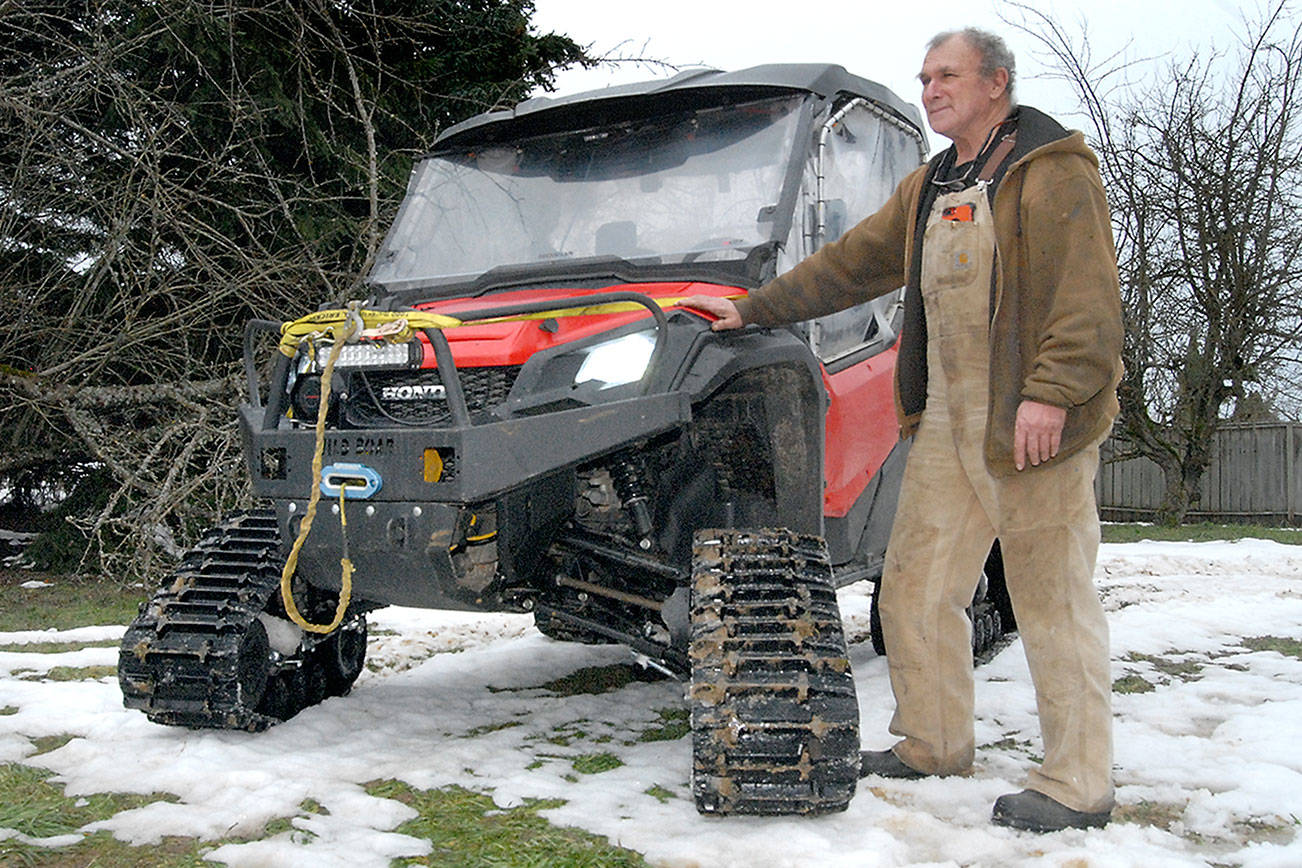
[927,28,1017,106]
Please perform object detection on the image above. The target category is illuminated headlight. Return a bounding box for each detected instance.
[315,341,413,369]
[574,331,657,388]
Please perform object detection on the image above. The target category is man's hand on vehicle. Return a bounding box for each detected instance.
[1014,400,1067,471]
[680,295,743,331]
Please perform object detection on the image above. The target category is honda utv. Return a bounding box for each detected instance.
[119,64,1013,816]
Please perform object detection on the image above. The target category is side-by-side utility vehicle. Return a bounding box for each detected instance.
[119,64,1013,816]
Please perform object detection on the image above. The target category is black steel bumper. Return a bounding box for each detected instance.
[239,390,691,503]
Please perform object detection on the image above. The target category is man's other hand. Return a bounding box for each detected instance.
[679,295,743,331]
[1014,400,1067,470]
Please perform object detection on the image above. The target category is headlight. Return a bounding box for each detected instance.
[573,331,657,388]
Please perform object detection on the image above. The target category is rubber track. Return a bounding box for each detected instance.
[689,528,859,815]
[118,510,301,731]
[869,579,1013,663]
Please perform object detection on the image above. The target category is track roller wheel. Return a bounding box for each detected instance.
[261,668,307,722]
[318,615,368,697]
[235,619,273,712]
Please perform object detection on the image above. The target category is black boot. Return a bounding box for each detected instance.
[991,789,1110,832]
[858,749,926,779]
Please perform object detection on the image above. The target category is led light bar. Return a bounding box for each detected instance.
[315,341,414,369]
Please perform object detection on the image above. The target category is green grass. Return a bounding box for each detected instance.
[638,708,689,743]
[980,736,1034,753]
[0,568,144,633]
[571,752,623,775]
[644,785,676,804]
[22,665,118,682]
[1101,522,1302,545]
[462,721,525,738]
[366,780,649,868]
[29,734,75,756]
[1113,674,1156,694]
[1113,799,1185,830]
[1243,636,1302,660]
[0,761,214,868]
[1113,651,1210,695]
[1125,652,1204,682]
[545,729,585,747]
[538,664,643,696]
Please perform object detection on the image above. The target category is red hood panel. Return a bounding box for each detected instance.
[412,282,742,367]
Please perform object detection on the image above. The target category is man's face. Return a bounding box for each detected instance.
[918,36,1007,145]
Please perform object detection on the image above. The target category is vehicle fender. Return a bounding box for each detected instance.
[667,323,827,537]
[667,322,826,408]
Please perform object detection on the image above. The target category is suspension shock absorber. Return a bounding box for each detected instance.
[609,456,654,550]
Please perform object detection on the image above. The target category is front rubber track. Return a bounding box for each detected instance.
[689,528,860,816]
[117,510,368,731]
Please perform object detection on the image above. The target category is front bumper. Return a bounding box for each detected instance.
[240,390,691,503]
[239,391,691,610]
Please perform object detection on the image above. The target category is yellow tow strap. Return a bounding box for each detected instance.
[279,317,356,634]
[276,294,743,358]
[277,308,461,358]
[277,292,744,632]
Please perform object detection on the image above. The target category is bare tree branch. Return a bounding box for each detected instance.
[1004,1,1302,523]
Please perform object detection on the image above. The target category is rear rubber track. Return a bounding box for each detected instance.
[689,528,859,815]
[118,510,366,731]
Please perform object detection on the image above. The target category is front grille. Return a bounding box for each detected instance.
[343,366,521,428]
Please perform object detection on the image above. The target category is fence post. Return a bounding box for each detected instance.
[1289,423,1296,526]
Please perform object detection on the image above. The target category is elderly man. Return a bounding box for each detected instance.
[684,29,1122,832]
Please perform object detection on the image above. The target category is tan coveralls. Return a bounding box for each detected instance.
[879,182,1115,814]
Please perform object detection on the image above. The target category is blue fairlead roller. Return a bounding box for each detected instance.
[320,463,383,499]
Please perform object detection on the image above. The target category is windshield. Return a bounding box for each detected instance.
[369,94,807,289]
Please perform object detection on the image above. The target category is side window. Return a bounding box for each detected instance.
[804,101,922,364]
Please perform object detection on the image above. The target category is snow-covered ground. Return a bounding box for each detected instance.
[2,539,1301,867]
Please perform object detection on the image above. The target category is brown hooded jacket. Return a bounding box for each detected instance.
[734,106,1123,477]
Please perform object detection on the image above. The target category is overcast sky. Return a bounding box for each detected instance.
[532,0,1257,153]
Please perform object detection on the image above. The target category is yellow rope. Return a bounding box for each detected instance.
[277,308,461,357]
[279,317,355,634]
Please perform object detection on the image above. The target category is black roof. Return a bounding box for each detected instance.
[434,63,926,149]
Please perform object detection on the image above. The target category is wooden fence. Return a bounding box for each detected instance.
[1096,422,1301,526]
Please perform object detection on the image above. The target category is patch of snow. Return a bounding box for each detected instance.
[0,540,1299,866]
[257,613,304,657]
[0,646,117,678]
[0,626,126,646]
[0,828,85,849]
